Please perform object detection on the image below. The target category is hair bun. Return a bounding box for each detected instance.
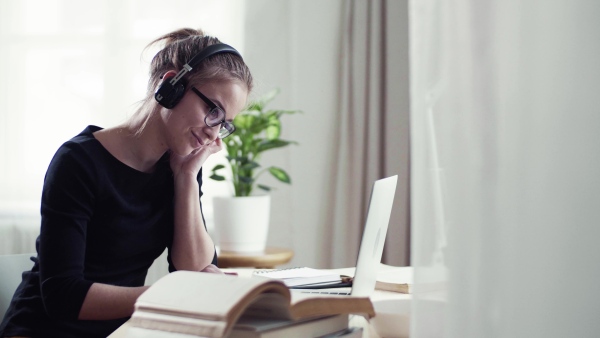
[162,28,205,45]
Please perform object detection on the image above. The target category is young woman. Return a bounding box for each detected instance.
[0,27,253,338]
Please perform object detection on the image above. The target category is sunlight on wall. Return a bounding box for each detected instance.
[0,0,243,236]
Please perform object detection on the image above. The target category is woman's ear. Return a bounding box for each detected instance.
[160,70,178,82]
[155,70,186,109]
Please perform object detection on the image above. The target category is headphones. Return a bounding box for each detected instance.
[154,43,242,109]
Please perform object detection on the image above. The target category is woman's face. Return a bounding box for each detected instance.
[161,80,248,156]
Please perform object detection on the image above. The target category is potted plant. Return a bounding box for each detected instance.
[209,88,300,253]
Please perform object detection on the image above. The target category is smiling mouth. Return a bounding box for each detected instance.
[191,131,204,147]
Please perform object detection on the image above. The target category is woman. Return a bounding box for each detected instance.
[0,27,252,338]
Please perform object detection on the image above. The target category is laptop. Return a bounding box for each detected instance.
[296,175,398,296]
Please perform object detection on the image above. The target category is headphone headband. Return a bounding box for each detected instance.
[155,43,242,109]
[188,43,241,69]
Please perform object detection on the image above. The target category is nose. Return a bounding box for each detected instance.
[205,124,220,141]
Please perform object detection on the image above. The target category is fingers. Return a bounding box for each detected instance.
[200,264,224,274]
[169,139,223,176]
[207,138,223,155]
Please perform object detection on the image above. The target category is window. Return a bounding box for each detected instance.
[0,0,243,234]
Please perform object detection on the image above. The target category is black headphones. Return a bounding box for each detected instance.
[154,43,242,109]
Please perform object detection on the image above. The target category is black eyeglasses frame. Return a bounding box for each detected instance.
[190,87,236,139]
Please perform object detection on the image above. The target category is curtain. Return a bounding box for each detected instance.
[326,0,410,268]
[410,1,600,337]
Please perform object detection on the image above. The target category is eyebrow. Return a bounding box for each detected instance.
[191,87,226,112]
[211,98,226,113]
[212,98,235,121]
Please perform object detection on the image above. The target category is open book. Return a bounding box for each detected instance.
[129,271,374,338]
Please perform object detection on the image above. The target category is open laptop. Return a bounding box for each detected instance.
[296,175,398,296]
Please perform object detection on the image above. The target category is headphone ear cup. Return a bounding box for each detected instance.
[155,78,186,109]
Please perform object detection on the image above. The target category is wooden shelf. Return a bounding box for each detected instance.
[217,247,294,269]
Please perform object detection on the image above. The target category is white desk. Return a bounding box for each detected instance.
[108,266,416,338]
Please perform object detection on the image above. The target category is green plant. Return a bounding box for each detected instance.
[209,89,300,197]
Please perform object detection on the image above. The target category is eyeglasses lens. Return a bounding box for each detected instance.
[205,108,225,127]
[204,107,235,139]
[218,122,235,139]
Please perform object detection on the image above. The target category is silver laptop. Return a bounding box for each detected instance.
[298,175,398,296]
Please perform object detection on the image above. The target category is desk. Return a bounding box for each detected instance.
[217,247,294,268]
[107,265,415,338]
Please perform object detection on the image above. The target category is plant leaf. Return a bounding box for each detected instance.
[265,119,281,140]
[214,88,297,195]
[211,164,225,172]
[239,176,253,184]
[210,174,225,181]
[270,109,303,118]
[240,161,260,171]
[257,139,291,153]
[269,167,291,184]
[234,114,257,130]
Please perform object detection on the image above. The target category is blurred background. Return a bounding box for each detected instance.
[0,0,410,269]
[2,0,600,337]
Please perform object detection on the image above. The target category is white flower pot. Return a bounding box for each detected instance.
[213,195,270,253]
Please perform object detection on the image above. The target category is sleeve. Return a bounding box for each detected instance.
[167,167,218,273]
[38,144,97,320]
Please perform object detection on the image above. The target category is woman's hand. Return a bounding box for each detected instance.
[201,264,224,274]
[170,138,223,178]
[201,264,238,276]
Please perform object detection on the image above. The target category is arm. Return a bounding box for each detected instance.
[169,140,223,271]
[78,264,224,320]
[170,172,216,270]
[78,284,149,320]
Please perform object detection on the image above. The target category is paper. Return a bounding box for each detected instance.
[254,267,342,287]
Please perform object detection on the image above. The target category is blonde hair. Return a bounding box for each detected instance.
[130,28,253,136]
[145,27,253,96]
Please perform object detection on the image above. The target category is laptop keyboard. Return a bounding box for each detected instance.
[297,290,351,295]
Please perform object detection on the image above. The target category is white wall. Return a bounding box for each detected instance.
[243,0,346,268]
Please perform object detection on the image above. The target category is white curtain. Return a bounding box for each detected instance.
[410,0,600,337]
[327,0,410,268]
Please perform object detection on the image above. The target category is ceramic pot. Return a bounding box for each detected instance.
[213,195,270,253]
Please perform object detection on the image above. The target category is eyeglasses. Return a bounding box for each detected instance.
[190,87,236,139]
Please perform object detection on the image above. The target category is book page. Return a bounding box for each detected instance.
[134,271,287,321]
[239,293,294,320]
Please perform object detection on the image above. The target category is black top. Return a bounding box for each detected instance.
[0,126,216,338]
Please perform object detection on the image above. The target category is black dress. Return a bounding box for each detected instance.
[0,126,216,338]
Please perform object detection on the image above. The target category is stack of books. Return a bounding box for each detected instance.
[229,315,360,337]
[126,271,373,337]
